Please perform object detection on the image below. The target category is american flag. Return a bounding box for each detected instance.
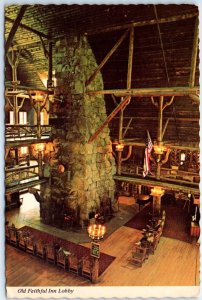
[143,130,153,177]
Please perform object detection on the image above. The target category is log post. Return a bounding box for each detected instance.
[156,96,164,179]
[47,40,54,89]
[157,96,164,144]
[152,194,162,216]
[38,150,43,178]
[7,49,21,124]
[117,100,124,175]
[151,187,165,217]
[189,16,199,88]
[127,27,134,89]
[36,102,41,139]
[91,257,99,283]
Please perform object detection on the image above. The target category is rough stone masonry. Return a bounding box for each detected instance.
[40,35,116,227]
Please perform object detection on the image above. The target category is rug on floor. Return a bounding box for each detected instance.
[124,202,192,243]
[19,226,116,276]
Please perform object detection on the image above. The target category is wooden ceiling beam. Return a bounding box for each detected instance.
[86,86,199,97]
[112,140,199,151]
[5,6,28,55]
[5,16,50,40]
[88,96,131,143]
[85,29,129,87]
[87,12,198,36]
[113,116,199,122]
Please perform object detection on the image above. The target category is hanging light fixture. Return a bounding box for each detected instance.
[153,143,167,155]
[87,224,106,242]
[115,143,124,152]
[150,186,165,197]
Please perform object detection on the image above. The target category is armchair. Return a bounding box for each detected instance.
[68,254,81,274]
[81,256,93,279]
[46,244,56,264]
[35,239,46,259]
[129,245,147,267]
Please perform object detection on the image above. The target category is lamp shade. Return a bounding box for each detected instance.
[58,164,65,173]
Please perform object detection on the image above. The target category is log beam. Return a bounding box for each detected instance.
[85,29,129,87]
[189,17,199,87]
[113,140,199,151]
[86,86,199,97]
[123,118,133,138]
[127,27,134,89]
[88,12,198,36]
[5,16,49,39]
[88,96,131,143]
[5,6,28,54]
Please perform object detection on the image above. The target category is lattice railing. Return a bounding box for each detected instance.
[5,165,39,186]
[5,125,51,141]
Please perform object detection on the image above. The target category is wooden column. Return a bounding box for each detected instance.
[127,27,134,89]
[151,187,164,217]
[152,195,162,217]
[38,151,43,178]
[117,105,123,175]
[91,257,99,283]
[156,96,164,179]
[5,5,28,54]
[8,49,20,124]
[117,27,134,175]
[47,40,53,89]
[189,17,199,88]
[36,102,41,139]
[157,96,164,144]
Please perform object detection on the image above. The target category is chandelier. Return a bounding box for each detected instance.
[87,224,106,241]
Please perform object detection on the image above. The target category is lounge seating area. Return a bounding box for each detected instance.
[5,223,94,280]
[128,211,165,267]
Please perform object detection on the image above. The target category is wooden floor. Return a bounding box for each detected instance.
[5,195,200,287]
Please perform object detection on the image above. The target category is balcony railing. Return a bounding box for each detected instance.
[121,164,199,186]
[5,164,39,187]
[5,125,51,142]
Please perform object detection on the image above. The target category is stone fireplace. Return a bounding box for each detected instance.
[40,35,116,228]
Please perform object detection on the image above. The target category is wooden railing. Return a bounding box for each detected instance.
[5,164,39,186]
[121,164,199,186]
[5,125,51,141]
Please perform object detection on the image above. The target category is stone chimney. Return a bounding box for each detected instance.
[40,35,116,227]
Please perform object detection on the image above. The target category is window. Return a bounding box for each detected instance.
[9,111,14,124]
[19,111,27,125]
[21,146,28,155]
[40,112,44,125]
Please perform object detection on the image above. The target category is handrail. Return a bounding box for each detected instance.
[5,125,51,140]
[5,165,40,186]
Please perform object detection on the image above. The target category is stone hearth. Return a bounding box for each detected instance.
[40,35,116,227]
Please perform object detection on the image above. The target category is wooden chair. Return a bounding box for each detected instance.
[18,231,27,251]
[129,245,147,267]
[46,244,56,264]
[5,225,10,243]
[56,248,69,269]
[9,226,18,246]
[26,236,36,255]
[35,239,46,259]
[149,232,161,254]
[68,254,81,274]
[81,256,93,279]
[140,240,150,259]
